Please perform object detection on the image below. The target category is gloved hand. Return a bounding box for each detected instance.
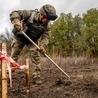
[12,19,23,32]
[39,46,46,54]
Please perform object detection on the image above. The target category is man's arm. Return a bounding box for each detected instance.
[39,23,51,48]
[10,10,32,31]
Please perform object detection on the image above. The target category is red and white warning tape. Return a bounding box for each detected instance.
[0,51,28,87]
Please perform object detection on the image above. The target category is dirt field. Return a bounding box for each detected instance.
[0,57,98,98]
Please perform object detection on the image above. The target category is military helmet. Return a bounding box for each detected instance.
[40,4,58,20]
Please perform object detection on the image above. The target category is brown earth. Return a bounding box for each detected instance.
[0,57,98,98]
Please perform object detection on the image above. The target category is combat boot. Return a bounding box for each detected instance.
[33,77,42,85]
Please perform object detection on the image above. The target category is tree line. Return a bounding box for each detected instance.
[48,8,98,57]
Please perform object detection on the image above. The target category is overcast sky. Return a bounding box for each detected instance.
[0,0,98,34]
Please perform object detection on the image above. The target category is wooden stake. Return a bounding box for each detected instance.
[1,43,8,98]
[25,59,30,94]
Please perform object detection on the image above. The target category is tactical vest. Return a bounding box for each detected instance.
[12,10,45,44]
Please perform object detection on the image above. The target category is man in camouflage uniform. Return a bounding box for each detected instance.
[10,4,58,84]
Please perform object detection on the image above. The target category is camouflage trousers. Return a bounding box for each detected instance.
[11,37,41,78]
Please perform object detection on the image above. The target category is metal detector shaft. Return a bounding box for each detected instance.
[22,31,70,78]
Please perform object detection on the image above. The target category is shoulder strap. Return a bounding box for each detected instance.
[28,9,38,23]
[28,11,35,23]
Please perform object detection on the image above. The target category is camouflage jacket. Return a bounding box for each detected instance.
[10,10,51,47]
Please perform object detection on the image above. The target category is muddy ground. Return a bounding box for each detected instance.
[0,57,98,98]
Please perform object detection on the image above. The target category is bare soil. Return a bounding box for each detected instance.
[0,57,98,98]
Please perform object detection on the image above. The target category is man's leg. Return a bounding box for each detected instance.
[27,43,42,84]
[11,37,24,61]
